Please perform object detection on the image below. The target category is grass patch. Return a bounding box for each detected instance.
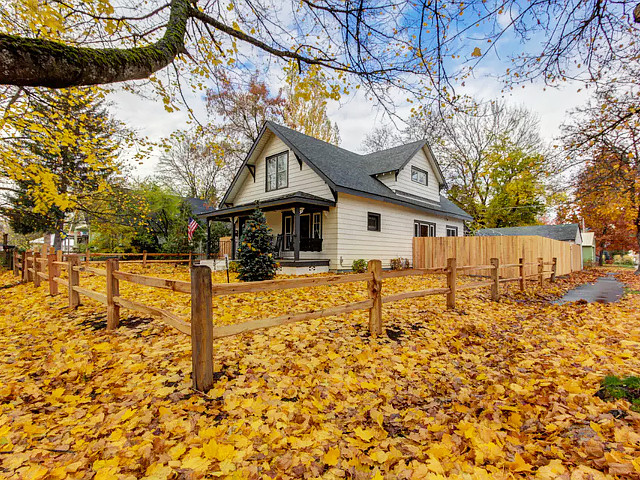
[623,287,640,296]
[596,375,640,412]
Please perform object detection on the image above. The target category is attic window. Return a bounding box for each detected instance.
[266,151,288,192]
[411,166,428,186]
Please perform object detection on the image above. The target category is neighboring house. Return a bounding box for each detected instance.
[31,225,89,251]
[581,231,596,265]
[184,197,214,216]
[200,121,472,273]
[476,224,583,245]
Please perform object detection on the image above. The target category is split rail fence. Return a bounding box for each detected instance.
[78,251,206,266]
[10,245,558,392]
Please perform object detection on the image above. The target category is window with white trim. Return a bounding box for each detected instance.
[414,220,436,237]
[446,225,458,237]
[312,212,322,239]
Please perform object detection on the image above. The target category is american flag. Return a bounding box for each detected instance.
[187,218,199,241]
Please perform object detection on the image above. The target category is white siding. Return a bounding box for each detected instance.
[334,193,464,270]
[394,148,441,202]
[232,135,334,204]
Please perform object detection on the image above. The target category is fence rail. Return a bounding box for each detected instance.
[9,244,560,392]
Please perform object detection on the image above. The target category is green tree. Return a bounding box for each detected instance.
[483,142,547,228]
[163,200,205,253]
[237,208,277,282]
[404,99,553,229]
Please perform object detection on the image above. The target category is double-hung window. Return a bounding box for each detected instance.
[266,151,288,192]
[312,213,322,239]
[446,226,458,237]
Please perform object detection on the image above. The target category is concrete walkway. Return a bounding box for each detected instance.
[554,273,625,305]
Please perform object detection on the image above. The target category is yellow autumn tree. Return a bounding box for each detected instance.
[0,87,136,248]
[283,62,341,145]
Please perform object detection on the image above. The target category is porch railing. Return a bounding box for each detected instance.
[274,234,323,256]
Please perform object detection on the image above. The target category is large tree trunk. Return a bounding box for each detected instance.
[0,0,190,88]
[53,219,64,251]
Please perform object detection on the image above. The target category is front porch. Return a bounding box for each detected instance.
[200,192,335,274]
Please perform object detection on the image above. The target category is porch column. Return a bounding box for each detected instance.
[231,216,236,260]
[294,206,301,261]
[205,218,211,259]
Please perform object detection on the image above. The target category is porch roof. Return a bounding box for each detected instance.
[199,192,336,220]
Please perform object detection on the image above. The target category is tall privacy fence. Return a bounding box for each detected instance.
[10,245,558,392]
[414,235,582,275]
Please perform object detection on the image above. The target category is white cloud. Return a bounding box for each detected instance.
[108,85,208,178]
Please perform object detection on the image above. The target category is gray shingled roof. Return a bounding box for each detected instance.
[476,224,581,242]
[264,122,471,221]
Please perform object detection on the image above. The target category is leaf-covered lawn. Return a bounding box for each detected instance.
[1,266,639,479]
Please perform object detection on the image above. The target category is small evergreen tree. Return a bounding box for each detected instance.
[237,207,277,281]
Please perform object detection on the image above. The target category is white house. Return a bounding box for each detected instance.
[200,122,472,273]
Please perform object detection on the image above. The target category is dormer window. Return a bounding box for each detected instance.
[266,151,288,191]
[411,166,428,186]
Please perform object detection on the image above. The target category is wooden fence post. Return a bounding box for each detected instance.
[106,258,120,330]
[47,253,58,296]
[143,251,147,268]
[446,257,456,310]
[56,250,63,263]
[24,251,30,282]
[518,257,525,291]
[490,257,500,301]
[189,252,193,266]
[551,257,557,283]
[367,260,383,336]
[191,265,214,392]
[33,252,41,287]
[21,251,27,282]
[85,250,90,266]
[68,254,81,309]
[538,257,544,287]
[13,250,18,276]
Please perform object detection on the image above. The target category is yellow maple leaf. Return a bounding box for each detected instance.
[471,47,482,57]
[180,456,210,472]
[323,446,340,466]
[509,453,533,473]
[354,427,376,442]
[203,440,235,461]
[142,463,173,480]
[535,459,567,479]
[94,467,119,480]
